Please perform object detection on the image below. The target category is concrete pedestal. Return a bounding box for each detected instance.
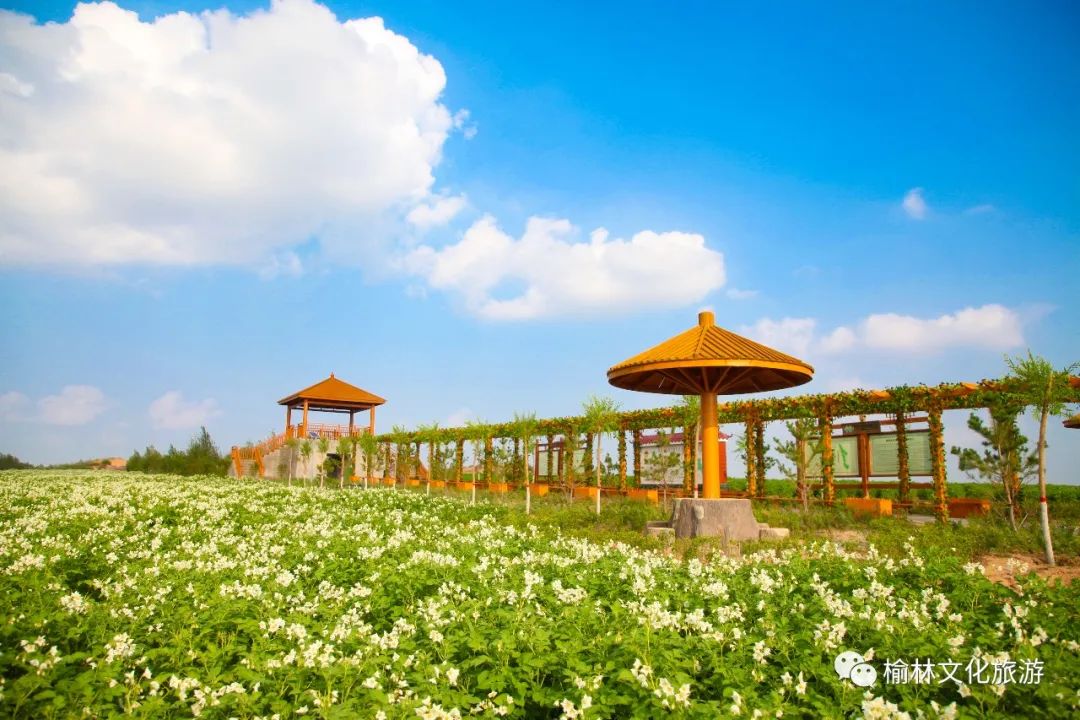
[671,498,761,540]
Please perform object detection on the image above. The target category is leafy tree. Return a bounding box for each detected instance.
[316,437,330,488]
[950,406,1037,530]
[677,395,700,494]
[582,395,621,515]
[512,412,540,514]
[775,419,822,511]
[644,429,682,509]
[1003,351,1079,565]
[299,440,313,485]
[357,432,381,490]
[336,437,353,489]
[284,437,299,487]
[0,453,33,470]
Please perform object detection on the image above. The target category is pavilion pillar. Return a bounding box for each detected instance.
[744,416,757,497]
[632,430,642,488]
[369,406,376,435]
[302,400,309,435]
[929,404,948,522]
[348,410,355,436]
[896,412,910,504]
[701,393,720,499]
[618,428,627,490]
[286,406,293,438]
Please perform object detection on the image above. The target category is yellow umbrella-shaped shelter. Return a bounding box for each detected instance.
[1065,414,1080,430]
[608,310,814,499]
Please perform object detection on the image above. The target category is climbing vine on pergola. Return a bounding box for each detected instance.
[377,376,1080,521]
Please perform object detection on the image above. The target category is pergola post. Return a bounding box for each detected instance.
[617,428,627,490]
[546,434,554,482]
[929,403,948,522]
[701,392,720,499]
[896,411,910,504]
[302,399,309,435]
[455,438,464,483]
[754,420,766,499]
[286,406,293,437]
[484,436,493,485]
[820,408,834,506]
[682,426,693,493]
[632,430,642,488]
[744,415,757,497]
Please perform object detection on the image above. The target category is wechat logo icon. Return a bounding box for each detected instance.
[834,650,877,687]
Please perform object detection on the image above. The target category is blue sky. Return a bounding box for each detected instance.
[1,0,1077,482]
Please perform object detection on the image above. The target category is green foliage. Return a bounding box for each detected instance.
[125,427,229,476]
[0,453,33,470]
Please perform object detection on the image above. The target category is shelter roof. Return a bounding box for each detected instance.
[278,373,386,412]
[607,311,814,395]
[1065,413,1080,430]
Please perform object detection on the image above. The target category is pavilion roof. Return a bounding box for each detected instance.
[278,373,385,413]
[607,311,814,395]
[1065,413,1080,430]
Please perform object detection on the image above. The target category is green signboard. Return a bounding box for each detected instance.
[805,436,859,477]
[805,430,932,479]
[869,431,931,476]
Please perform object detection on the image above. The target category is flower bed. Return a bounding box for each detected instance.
[0,470,1076,719]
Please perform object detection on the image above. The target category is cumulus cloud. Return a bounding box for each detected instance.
[902,187,928,219]
[861,305,1023,352]
[739,317,816,357]
[406,194,467,230]
[257,251,303,280]
[149,391,221,429]
[0,391,30,421]
[38,385,107,425]
[405,215,726,320]
[741,304,1025,358]
[0,0,459,266]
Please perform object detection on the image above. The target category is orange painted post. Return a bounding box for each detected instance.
[302,399,309,436]
[348,410,355,436]
[369,406,376,435]
[286,406,293,435]
[821,410,835,506]
[701,392,720,499]
[929,404,948,522]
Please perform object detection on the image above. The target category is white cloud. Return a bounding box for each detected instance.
[405,215,726,320]
[825,376,869,392]
[861,305,1023,352]
[739,317,816,357]
[452,109,477,139]
[902,187,928,219]
[818,326,857,354]
[149,391,221,429]
[0,391,30,421]
[0,0,457,266]
[725,287,758,300]
[742,304,1025,359]
[406,194,467,230]
[38,385,107,425]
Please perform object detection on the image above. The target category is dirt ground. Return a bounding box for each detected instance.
[978,554,1080,589]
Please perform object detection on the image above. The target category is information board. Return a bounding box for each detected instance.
[805,436,860,477]
[869,431,932,476]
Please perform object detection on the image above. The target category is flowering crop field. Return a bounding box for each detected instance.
[1,471,1078,719]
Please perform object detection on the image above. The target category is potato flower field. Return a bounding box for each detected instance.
[1,471,1078,719]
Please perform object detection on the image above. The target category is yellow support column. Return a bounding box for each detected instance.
[701,392,720,499]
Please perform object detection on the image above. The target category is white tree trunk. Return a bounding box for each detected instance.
[524,437,532,515]
[1038,406,1054,566]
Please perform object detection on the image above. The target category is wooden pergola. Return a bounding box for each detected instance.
[278,373,385,439]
